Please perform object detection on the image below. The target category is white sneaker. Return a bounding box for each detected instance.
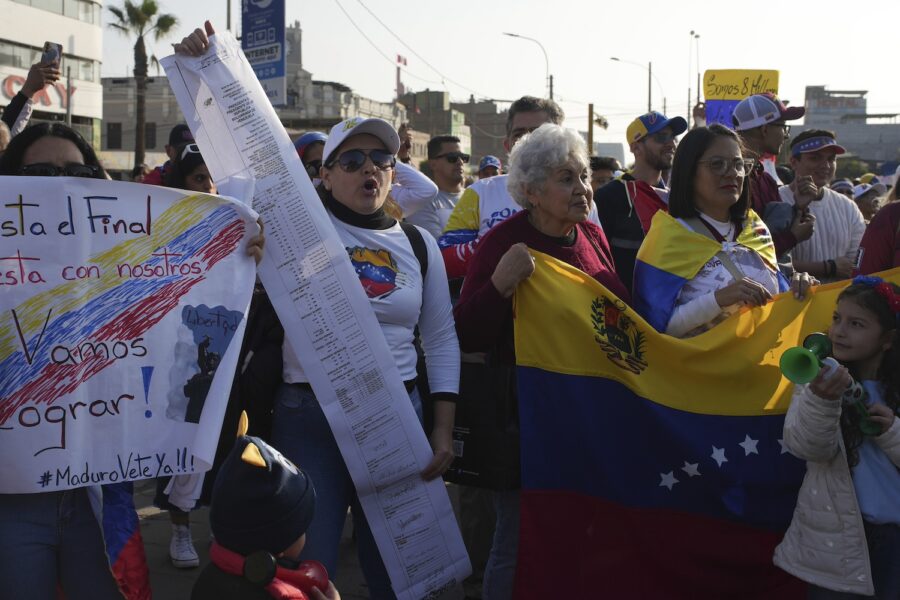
[169,524,200,568]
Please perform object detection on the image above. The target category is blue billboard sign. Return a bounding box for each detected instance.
[241,0,286,106]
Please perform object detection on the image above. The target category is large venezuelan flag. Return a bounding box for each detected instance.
[513,251,899,599]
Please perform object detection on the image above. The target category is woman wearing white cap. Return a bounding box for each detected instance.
[272,115,460,599]
[175,24,459,599]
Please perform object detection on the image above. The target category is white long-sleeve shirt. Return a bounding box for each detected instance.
[389,162,439,219]
[283,207,460,394]
[779,186,866,282]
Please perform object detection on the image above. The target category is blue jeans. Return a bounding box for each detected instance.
[483,489,520,600]
[808,522,900,600]
[0,488,123,600]
[271,383,424,600]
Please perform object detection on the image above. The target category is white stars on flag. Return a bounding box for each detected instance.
[657,435,789,492]
[739,435,759,456]
[711,446,728,467]
[659,471,679,490]
[681,462,701,477]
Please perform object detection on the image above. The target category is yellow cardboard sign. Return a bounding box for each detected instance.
[703,69,779,101]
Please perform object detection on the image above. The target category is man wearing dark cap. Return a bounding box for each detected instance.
[294,131,327,185]
[595,111,687,290]
[477,155,501,179]
[779,130,866,283]
[192,431,339,600]
[733,93,813,259]
[142,123,195,186]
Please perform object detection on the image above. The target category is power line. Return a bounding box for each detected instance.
[353,0,491,99]
[331,0,445,89]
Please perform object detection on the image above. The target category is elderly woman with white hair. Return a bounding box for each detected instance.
[453,123,628,599]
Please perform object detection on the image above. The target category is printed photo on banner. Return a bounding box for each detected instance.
[0,177,258,493]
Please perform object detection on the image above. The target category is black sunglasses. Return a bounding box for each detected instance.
[327,149,395,172]
[433,152,470,164]
[305,159,322,180]
[20,163,101,178]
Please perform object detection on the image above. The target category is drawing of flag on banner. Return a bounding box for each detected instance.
[0,194,245,424]
[512,251,900,598]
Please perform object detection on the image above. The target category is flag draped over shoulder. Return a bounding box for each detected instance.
[512,250,900,599]
[633,209,784,332]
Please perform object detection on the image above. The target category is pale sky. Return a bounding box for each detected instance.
[102,0,900,148]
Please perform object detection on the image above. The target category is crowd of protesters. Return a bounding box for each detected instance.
[0,21,898,600]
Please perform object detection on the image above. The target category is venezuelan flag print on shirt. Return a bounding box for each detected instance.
[512,250,900,599]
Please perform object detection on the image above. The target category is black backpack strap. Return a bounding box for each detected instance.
[400,221,429,280]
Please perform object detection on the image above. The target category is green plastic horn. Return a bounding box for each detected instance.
[780,333,832,384]
[780,333,881,437]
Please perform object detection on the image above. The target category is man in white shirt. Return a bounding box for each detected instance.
[778,130,866,283]
[406,135,467,240]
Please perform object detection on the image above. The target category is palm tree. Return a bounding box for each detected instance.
[108,1,177,169]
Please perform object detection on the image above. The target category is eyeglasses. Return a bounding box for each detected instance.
[305,159,322,180]
[433,152,471,164]
[180,143,201,160]
[19,163,100,178]
[327,149,395,172]
[646,131,677,144]
[769,123,791,134]
[698,157,755,176]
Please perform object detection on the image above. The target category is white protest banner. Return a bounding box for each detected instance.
[0,178,258,493]
[162,31,470,600]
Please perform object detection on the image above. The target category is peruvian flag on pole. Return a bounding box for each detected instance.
[397,54,407,66]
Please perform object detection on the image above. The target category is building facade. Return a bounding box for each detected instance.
[399,90,471,155]
[452,96,506,166]
[99,75,179,176]
[278,21,406,133]
[793,86,900,164]
[0,0,103,145]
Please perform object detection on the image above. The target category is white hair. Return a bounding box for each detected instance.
[506,124,589,209]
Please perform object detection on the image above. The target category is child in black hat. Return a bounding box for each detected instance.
[192,415,340,600]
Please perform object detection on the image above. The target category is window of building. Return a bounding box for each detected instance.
[13,0,99,23]
[0,40,99,83]
[107,122,122,150]
[30,0,63,13]
[145,122,156,149]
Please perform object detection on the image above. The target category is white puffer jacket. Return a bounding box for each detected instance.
[773,384,900,596]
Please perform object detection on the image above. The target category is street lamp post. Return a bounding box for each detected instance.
[503,32,552,99]
[610,57,664,113]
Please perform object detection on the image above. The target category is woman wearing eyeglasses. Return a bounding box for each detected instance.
[270,116,460,598]
[633,124,814,338]
[0,123,124,599]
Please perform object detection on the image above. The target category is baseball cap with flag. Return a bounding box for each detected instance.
[732,93,805,131]
[626,112,688,144]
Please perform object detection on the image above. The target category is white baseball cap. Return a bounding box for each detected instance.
[853,182,886,200]
[322,117,400,166]
[732,93,805,131]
